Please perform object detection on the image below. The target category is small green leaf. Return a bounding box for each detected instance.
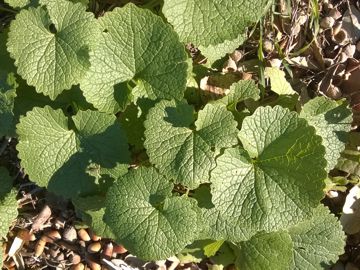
[7,0,100,99]
[0,30,17,137]
[211,106,326,236]
[17,106,130,198]
[199,33,247,63]
[81,3,188,113]
[203,240,224,257]
[210,242,236,270]
[144,100,238,189]
[212,80,260,109]
[0,73,17,137]
[288,205,345,269]
[73,195,114,239]
[162,0,272,47]
[265,67,297,95]
[235,231,293,270]
[4,0,30,8]
[119,99,155,151]
[336,132,360,175]
[300,96,352,172]
[105,167,200,260]
[0,190,18,239]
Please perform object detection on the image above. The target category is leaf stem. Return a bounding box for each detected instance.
[142,0,162,9]
[0,5,17,14]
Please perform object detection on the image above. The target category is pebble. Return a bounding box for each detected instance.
[87,242,102,253]
[63,226,77,242]
[320,16,335,29]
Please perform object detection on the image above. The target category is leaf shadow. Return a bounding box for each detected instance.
[164,102,195,128]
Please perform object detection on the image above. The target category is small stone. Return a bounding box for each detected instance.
[87,242,102,253]
[333,30,348,45]
[320,16,335,29]
[70,253,82,265]
[343,44,356,58]
[263,39,274,53]
[329,8,342,20]
[63,226,77,242]
[78,228,91,242]
[230,50,242,62]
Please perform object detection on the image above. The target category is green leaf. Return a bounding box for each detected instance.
[80,3,188,113]
[210,242,236,270]
[300,97,352,172]
[200,205,254,242]
[0,73,17,137]
[177,240,210,264]
[203,240,224,257]
[7,0,100,99]
[336,132,360,175]
[17,106,130,198]
[199,33,247,64]
[4,0,30,8]
[265,67,296,95]
[144,100,238,189]
[0,188,18,239]
[288,205,345,269]
[233,205,345,270]
[0,30,17,137]
[162,0,272,47]
[235,231,293,270]
[119,99,155,151]
[73,195,115,239]
[211,106,326,235]
[105,167,200,260]
[212,80,260,109]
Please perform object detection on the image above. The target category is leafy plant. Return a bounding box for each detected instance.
[0,0,353,269]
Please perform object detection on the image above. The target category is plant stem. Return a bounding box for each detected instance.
[142,0,161,9]
[0,5,17,14]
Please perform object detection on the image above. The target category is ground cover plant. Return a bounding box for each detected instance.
[0,0,359,269]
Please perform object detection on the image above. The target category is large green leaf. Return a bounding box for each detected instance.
[105,167,200,260]
[80,3,188,113]
[17,106,130,198]
[288,205,345,269]
[144,100,238,189]
[233,206,344,270]
[162,0,272,47]
[300,96,352,172]
[7,0,100,99]
[211,106,326,235]
[236,231,293,270]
